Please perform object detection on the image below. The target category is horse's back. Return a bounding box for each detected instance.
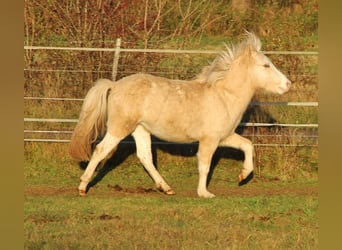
[108,73,228,142]
[112,73,205,104]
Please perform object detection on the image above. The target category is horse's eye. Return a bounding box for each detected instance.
[263,64,270,68]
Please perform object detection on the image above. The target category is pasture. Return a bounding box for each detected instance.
[24,142,318,249]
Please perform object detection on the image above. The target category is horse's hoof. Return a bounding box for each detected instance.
[238,171,254,186]
[165,189,176,195]
[79,189,87,196]
[198,191,215,198]
[238,173,244,183]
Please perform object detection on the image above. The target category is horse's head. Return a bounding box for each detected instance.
[196,32,291,94]
[242,33,291,94]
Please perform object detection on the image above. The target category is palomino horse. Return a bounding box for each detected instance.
[70,32,291,198]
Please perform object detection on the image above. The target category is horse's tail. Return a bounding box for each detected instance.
[69,79,113,162]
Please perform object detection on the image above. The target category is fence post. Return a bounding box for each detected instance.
[112,38,121,81]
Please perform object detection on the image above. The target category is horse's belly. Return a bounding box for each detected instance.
[140,122,197,143]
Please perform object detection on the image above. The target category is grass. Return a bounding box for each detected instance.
[25,188,318,249]
[24,142,318,249]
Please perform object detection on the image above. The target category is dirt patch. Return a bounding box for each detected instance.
[107,184,158,194]
[98,213,121,220]
[24,184,161,197]
[209,185,318,198]
[25,181,317,198]
[24,186,78,196]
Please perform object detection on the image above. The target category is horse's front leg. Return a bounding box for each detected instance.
[197,139,219,198]
[219,133,254,186]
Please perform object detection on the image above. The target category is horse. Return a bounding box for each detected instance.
[69,32,291,198]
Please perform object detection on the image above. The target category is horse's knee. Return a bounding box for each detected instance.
[198,162,210,176]
[238,139,254,183]
[241,138,253,150]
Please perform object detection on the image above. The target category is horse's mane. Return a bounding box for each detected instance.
[196,32,262,85]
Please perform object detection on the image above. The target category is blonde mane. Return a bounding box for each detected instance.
[196,32,262,85]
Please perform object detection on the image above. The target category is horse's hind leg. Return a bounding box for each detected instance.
[132,125,175,195]
[78,132,121,196]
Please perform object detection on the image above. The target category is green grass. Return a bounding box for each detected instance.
[25,190,318,249]
[24,142,318,249]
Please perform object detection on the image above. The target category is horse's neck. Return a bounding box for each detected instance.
[216,75,255,121]
[219,74,255,106]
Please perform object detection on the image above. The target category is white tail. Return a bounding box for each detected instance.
[69,79,113,161]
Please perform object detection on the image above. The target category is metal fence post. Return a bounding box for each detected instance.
[112,38,121,81]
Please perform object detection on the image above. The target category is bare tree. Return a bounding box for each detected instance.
[127,0,172,49]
